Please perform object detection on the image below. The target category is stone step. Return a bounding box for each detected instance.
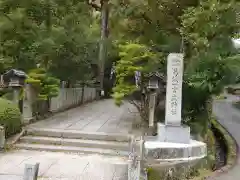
[20,136,129,151]
[15,143,130,157]
[26,128,131,142]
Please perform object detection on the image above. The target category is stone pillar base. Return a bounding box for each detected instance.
[22,117,33,125]
[157,123,190,144]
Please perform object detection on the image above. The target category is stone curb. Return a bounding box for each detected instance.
[26,128,132,142]
[144,140,207,161]
[205,119,238,179]
[6,128,26,147]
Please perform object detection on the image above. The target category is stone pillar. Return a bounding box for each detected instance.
[157,53,190,144]
[0,126,5,149]
[12,88,20,104]
[128,136,147,180]
[149,92,157,127]
[128,136,140,180]
[23,163,40,180]
[165,53,183,126]
[22,83,33,124]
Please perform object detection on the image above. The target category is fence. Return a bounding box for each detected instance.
[50,87,96,112]
[22,86,97,123]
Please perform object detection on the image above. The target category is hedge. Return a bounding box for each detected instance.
[0,98,22,138]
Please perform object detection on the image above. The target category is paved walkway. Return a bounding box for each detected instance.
[28,99,140,134]
[212,94,240,180]
[0,150,128,180]
[0,99,138,180]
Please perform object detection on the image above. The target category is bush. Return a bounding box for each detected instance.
[0,98,21,138]
[2,92,14,101]
[0,88,12,97]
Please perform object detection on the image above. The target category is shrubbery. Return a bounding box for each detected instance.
[0,98,21,138]
[0,88,13,100]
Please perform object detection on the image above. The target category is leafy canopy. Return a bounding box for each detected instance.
[111,0,240,128]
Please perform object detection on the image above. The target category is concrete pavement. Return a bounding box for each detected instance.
[0,150,128,180]
[0,99,138,180]
[212,95,240,180]
[28,99,140,134]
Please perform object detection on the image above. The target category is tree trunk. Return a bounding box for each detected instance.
[98,0,109,94]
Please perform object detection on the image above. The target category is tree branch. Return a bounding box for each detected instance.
[141,12,152,24]
[87,0,101,11]
[128,99,148,121]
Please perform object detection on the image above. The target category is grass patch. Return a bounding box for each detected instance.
[191,169,212,180]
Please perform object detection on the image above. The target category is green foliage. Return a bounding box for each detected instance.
[111,0,240,133]
[147,167,161,180]
[0,98,21,138]
[0,0,99,82]
[112,42,162,105]
[26,68,60,100]
[181,0,238,54]
[0,88,12,97]
[1,92,14,101]
[180,0,240,122]
[205,129,216,170]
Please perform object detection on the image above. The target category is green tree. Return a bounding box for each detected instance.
[0,0,100,83]
[112,42,163,120]
[179,0,240,133]
[111,0,240,134]
[26,68,60,100]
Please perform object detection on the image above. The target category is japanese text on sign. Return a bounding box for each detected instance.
[170,59,181,116]
[165,53,184,125]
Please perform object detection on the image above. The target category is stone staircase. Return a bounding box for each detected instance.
[15,128,133,157]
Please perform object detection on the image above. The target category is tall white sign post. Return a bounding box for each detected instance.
[157,53,190,144]
[165,53,183,126]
